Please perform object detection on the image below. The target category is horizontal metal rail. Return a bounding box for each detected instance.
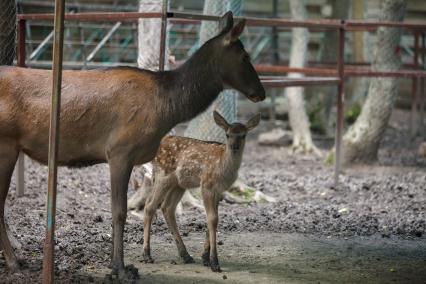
[260,76,341,87]
[256,64,426,78]
[17,11,426,31]
[17,12,163,21]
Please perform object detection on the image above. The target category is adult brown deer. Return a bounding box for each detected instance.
[142,111,260,272]
[0,11,264,280]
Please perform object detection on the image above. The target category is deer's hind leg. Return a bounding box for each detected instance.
[0,139,20,271]
[161,186,194,264]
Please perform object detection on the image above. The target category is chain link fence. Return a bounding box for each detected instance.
[0,0,16,65]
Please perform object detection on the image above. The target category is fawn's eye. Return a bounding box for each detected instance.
[226,134,229,138]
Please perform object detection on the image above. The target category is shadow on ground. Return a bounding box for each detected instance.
[81,232,426,284]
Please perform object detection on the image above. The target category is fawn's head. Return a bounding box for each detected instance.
[208,12,265,103]
[213,110,261,154]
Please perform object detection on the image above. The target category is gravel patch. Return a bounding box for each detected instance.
[0,109,425,282]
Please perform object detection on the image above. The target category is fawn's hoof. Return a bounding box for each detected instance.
[202,252,210,266]
[142,253,154,264]
[106,264,139,283]
[181,254,195,264]
[210,262,221,273]
[119,264,140,282]
[210,257,221,272]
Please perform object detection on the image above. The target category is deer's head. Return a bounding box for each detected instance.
[211,12,265,103]
[213,110,261,154]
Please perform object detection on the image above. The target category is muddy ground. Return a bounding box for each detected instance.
[0,109,425,283]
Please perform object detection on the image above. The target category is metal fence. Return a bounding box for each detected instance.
[14,10,426,192]
[11,4,426,282]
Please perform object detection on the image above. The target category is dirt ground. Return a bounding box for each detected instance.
[0,110,425,283]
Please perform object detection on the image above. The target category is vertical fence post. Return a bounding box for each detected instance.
[42,0,65,282]
[159,0,168,71]
[16,19,26,197]
[269,0,279,123]
[421,32,425,128]
[411,31,419,137]
[334,22,345,186]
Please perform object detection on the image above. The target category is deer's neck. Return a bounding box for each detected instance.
[155,45,223,127]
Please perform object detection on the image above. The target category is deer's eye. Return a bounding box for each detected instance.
[243,54,250,62]
[226,134,229,138]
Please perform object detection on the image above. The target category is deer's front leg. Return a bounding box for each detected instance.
[202,187,221,272]
[109,157,135,279]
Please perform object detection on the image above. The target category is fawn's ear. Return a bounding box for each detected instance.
[223,18,246,45]
[246,113,261,131]
[213,110,230,131]
[218,11,233,35]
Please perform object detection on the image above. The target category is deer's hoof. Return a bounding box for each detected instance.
[182,254,195,264]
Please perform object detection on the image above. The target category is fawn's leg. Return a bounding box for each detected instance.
[161,187,194,263]
[0,140,20,271]
[202,229,210,266]
[142,176,170,263]
[108,157,134,279]
[202,187,221,272]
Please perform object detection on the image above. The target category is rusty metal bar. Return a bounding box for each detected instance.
[17,11,426,31]
[255,64,426,78]
[269,0,279,123]
[17,12,162,22]
[15,20,27,198]
[421,32,426,128]
[42,0,65,282]
[256,64,337,76]
[411,32,420,136]
[344,69,426,78]
[260,77,340,87]
[345,20,426,31]
[159,0,168,71]
[334,25,345,186]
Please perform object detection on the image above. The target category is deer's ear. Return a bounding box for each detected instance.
[213,111,230,131]
[246,113,261,131]
[218,11,234,35]
[223,18,246,45]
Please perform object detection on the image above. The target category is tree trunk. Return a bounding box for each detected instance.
[129,0,170,211]
[137,0,169,71]
[0,0,16,65]
[350,0,370,107]
[286,0,319,154]
[184,0,242,143]
[342,0,406,165]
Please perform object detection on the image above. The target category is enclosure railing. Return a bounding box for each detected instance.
[15,11,426,192]
[14,8,426,283]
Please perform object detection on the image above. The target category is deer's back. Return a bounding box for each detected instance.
[153,136,225,188]
[0,66,160,165]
